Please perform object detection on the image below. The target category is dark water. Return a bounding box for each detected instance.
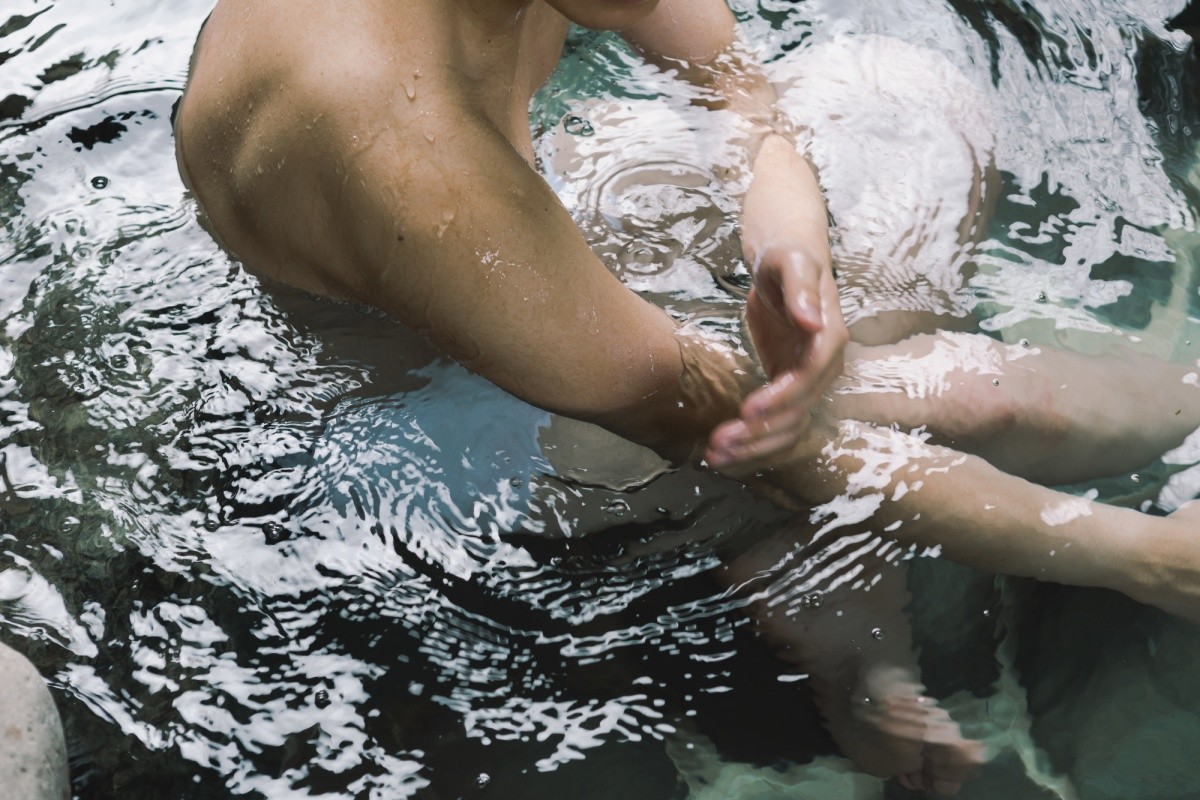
[1,1,1200,798]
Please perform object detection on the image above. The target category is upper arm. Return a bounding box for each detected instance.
[621,0,780,144]
[325,109,707,447]
[621,0,737,67]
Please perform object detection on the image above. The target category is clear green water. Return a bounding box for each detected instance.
[0,1,1199,798]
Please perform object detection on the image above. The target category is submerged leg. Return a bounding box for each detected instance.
[734,419,1200,623]
[832,332,1200,486]
[718,531,984,794]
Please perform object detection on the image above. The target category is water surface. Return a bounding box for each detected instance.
[1,1,1199,798]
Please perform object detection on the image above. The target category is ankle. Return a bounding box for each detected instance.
[1113,514,1176,606]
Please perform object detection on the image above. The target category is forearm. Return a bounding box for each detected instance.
[587,327,759,463]
[741,134,830,268]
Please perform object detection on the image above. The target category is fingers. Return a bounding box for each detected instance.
[757,247,826,333]
[743,329,845,421]
[706,322,846,469]
[713,250,847,470]
[706,420,807,469]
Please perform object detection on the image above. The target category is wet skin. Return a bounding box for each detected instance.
[176,0,1200,792]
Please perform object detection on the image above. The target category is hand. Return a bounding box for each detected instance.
[706,243,848,467]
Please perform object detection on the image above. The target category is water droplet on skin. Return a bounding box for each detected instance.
[563,115,594,136]
[992,378,1000,386]
[800,591,824,609]
[476,773,491,788]
[871,627,885,641]
[314,689,331,708]
[90,176,109,189]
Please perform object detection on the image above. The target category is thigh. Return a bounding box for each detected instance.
[773,35,998,345]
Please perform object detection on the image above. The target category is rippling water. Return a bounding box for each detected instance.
[2,1,1200,798]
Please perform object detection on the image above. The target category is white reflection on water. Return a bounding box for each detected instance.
[0,0,1198,798]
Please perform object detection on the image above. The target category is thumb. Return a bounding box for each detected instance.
[776,250,825,332]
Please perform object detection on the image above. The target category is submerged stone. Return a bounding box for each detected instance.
[0,643,69,800]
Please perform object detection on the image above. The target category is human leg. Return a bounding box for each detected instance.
[831,332,1200,487]
[728,417,1200,623]
[717,528,984,795]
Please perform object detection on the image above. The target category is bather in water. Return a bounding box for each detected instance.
[173,0,1200,792]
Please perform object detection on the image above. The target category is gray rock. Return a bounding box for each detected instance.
[0,643,69,800]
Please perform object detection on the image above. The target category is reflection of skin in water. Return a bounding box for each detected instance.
[175,0,1200,793]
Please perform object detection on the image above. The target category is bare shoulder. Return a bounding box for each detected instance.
[175,0,474,297]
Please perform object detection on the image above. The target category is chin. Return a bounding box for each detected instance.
[550,0,660,31]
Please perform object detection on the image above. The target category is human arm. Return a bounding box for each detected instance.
[321,101,754,462]
[302,69,1199,625]
[621,0,847,459]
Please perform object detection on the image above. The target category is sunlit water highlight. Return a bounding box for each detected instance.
[1,1,1199,798]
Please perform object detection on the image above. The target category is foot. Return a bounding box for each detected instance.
[818,664,985,796]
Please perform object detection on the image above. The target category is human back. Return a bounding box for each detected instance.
[175,0,571,302]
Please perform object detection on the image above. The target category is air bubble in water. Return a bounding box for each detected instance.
[91,176,109,189]
[262,522,289,544]
[314,689,331,708]
[800,591,824,609]
[564,115,594,136]
[604,500,630,516]
[871,627,885,641]
[477,773,491,788]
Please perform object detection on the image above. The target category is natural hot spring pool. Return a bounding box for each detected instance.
[2,1,1200,798]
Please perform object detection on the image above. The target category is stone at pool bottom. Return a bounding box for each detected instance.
[0,643,69,800]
